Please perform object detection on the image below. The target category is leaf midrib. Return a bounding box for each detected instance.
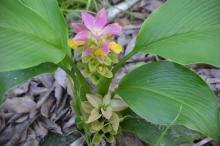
[119,85,210,127]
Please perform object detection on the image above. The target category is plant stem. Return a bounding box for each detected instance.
[85,133,93,146]
[155,105,183,146]
[86,0,92,10]
[59,57,93,146]
[113,50,138,74]
[97,50,138,95]
[66,56,90,93]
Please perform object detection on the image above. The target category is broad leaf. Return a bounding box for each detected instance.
[0,0,67,72]
[135,0,220,67]
[0,63,57,104]
[116,61,220,139]
[21,0,68,48]
[121,115,201,146]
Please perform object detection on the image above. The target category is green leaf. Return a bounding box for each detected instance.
[0,0,67,72]
[135,0,220,67]
[21,0,68,47]
[0,63,57,104]
[121,111,201,146]
[116,61,220,139]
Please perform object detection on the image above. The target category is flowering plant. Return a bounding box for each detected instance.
[68,9,123,82]
[0,0,220,146]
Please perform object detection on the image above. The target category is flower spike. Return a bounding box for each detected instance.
[70,8,123,82]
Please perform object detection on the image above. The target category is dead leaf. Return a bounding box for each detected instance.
[55,68,67,88]
[41,97,55,118]
[2,97,36,113]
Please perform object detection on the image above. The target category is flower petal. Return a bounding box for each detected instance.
[102,124,112,133]
[97,65,113,78]
[101,106,112,119]
[109,41,122,54]
[95,49,105,58]
[86,108,101,123]
[104,23,122,35]
[101,42,110,56]
[68,39,84,48]
[81,101,93,114]
[91,121,104,132]
[86,94,102,108]
[103,94,111,106]
[81,12,95,30]
[109,113,120,132]
[111,98,128,112]
[95,8,107,29]
[71,23,87,33]
[88,59,98,72]
[74,31,89,41]
[82,49,94,56]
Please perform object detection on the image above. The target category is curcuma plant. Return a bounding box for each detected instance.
[0,0,220,145]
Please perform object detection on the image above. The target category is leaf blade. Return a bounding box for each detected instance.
[121,114,201,146]
[0,0,67,72]
[116,61,220,139]
[135,0,220,67]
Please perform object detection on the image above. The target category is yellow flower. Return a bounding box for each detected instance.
[68,39,84,48]
[95,49,105,57]
[109,41,122,54]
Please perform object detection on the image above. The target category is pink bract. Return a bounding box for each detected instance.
[74,31,89,41]
[82,49,94,56]
[101,42,110,56]
[74,9,122,40]
[71,23,87,33]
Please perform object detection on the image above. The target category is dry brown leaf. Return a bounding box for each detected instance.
[33,121,48,138]
[2,97,36,113]
[36,74,54,88]
[55,68,67,88]
[40,118,63,134]
[0,112,5,133]
[41,97,55,118]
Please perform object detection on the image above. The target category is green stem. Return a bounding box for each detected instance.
[113,50,138,74]
[66,56,91,94]
[59,58,92,146]
[97,50,138,95]
[86,0,92,10]
[58,63,82,115]
[155,105,183,146]
[84,132,93,146]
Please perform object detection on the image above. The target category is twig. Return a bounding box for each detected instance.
[192,138,212,146]
[107,0,139,21]
[206,78,220,84]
